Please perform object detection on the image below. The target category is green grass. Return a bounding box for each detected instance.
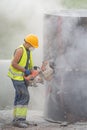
[62,0,87,9]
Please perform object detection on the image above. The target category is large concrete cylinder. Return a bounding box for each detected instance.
[44,10,87,122]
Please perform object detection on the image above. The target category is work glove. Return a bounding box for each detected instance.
[24,69,31,76]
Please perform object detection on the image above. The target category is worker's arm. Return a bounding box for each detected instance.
[11,48,25,72]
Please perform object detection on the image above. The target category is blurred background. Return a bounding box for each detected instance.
[0,0,87,110]
[0,0,87,64]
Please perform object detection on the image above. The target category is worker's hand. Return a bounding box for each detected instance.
[24,75,33,81]
[24,69,31,76]
[24,70,39,81]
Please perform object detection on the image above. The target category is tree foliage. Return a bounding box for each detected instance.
[62,0,87,9]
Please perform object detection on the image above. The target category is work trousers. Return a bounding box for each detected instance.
[12,79,30,121]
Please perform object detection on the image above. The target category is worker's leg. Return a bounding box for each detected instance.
[11,79,29,127]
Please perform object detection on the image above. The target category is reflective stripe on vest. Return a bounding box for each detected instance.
[8,68,23,76]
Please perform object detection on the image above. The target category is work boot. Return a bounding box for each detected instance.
[12,121,28,128]
[23,120,30,125]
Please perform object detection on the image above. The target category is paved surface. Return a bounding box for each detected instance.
[0,110,87,130]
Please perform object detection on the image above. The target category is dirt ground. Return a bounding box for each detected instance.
[1,121,87,130]
[0,110,87,130]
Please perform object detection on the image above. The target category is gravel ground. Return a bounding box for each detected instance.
[0,110,87,130]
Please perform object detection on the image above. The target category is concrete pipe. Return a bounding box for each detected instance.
[44,10,87,122]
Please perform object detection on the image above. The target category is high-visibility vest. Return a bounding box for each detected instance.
[8,45,34,81]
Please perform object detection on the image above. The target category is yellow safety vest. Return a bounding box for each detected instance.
[8,45,34,81]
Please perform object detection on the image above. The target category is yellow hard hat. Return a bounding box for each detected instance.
[24,34,39,48]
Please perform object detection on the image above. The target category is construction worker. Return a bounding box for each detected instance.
[8,34,39,128]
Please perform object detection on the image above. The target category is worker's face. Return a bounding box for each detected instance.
[29,46,35,51]
[26,42,35,51]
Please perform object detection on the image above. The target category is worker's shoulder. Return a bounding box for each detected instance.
[15,47,23,55]
[17,47,23,51]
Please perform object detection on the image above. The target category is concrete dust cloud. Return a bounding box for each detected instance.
[0,0,62,110]
[0,0,62,65]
